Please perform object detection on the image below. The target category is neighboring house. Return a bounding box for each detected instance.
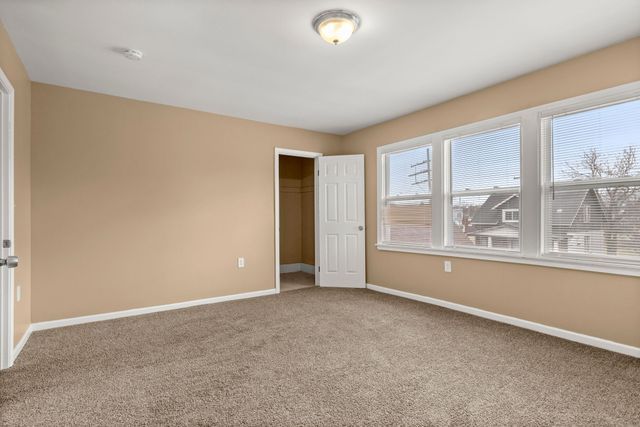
[465,194,521,249]
[465,189,606,253]
[384,189,612,253]
[382,201,473,246]
[548,188,606,254]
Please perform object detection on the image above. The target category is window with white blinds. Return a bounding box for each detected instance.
[446,125,521,251]
[542,97,640,262]
[376,82,640,276]
[381,145,433,247]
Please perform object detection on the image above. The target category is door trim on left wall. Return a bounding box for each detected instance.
[274,148,322,293]
[0,66,15,370]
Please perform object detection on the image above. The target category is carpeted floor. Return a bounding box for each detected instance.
[280,271,315,292]
[1,288,639,426]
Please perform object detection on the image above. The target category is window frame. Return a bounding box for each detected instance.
[376,80,640,277]
[378,137,434,248]
[502,209,520,223]
[539,94,640,267]
[443,122,523,252]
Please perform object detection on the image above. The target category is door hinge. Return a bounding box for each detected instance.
[2,240,11,249]
[318,266,320,272]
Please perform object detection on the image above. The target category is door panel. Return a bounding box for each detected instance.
[318,155,365,288]
[326,234,339,272]
[325,183,338,222]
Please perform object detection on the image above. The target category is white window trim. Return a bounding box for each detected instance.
[378,136,434,248]
[376,80,640,277]
[443,122,523,251]
[502,209,520,223]
[583,205,591,223]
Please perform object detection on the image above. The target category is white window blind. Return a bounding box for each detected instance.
[381,145,432,246]
[447,124,521,251]
[542,97,640,262]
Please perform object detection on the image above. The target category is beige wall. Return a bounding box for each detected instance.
[23,34,640,348]
[301,159,315,266]
[0,22,31,345]
[31,83,339,322]
[278,156,314,265]
[342,37,640,347]
[279,155,303,265]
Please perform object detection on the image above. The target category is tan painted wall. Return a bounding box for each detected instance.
[25,35,640,348]
[31,83,339,322]
[278,156,314,265]
[342,37,640,347]
[279,155,303,265]
[301,159,315,266]
[0,22,31,345]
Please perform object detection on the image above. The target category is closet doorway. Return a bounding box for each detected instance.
[274,149,321,293]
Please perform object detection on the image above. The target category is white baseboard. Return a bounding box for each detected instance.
[11,324,33,365]
[280,263,315,274]
[31,288,277,332]
[300,263,315,274]
[366,283,640,358]
[319,283,367,289]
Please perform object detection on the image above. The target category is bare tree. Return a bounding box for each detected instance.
[565,146,639,255]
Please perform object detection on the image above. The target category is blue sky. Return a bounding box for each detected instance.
[387,98,640,197]
[553,98,640,181]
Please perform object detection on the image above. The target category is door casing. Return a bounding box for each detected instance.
[274,148,322,293]
[0,65,15,370]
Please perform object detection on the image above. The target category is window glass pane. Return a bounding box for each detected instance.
[448,125,521,251]
[544,97,640,261]
[451,193,520,251]
[387,146,432,197]
[451,125,521,192]
[552,98,640,183]
[382,199,432,246]
[545,186,640,259]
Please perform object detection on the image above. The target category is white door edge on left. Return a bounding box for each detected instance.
[0,65,16,370]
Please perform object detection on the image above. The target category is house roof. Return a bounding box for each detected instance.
[469,189,600,229]
[470,193,518,225]
[550,189,595,226]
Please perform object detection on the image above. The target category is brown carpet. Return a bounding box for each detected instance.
[1,288,639,426]
[280,271,315,292]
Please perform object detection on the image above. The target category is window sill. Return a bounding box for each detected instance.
[375,243,640,278]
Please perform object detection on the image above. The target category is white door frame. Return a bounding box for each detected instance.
[0,66,15,370]
[274,148,322,293]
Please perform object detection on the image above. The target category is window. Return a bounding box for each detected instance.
[447,125,521,251]
[380,145,432,247]
[583,205,591,223]
[375,82,640,276]
[542,97,640,263]
[503,209,520,223]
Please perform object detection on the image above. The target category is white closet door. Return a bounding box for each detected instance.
[318,155,365,288]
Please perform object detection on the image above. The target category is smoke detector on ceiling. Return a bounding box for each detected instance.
[121,48,143,61]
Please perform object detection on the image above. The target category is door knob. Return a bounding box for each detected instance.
[358,226,364,231]
[0,256,19,268]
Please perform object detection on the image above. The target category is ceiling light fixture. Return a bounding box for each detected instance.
[312,9,360,45]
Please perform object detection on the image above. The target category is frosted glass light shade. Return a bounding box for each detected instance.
[312,10,360,46]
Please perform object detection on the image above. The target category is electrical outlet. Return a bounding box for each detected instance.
[237,257,245,268]
[16,285,21,302]
[444,260,452,273]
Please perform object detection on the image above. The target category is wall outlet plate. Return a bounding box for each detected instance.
[444,260,452,273]
[237,257,245,268]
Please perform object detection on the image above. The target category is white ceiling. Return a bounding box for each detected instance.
[1,1,639,134]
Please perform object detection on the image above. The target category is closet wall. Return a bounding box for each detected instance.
[279,156,315,267]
